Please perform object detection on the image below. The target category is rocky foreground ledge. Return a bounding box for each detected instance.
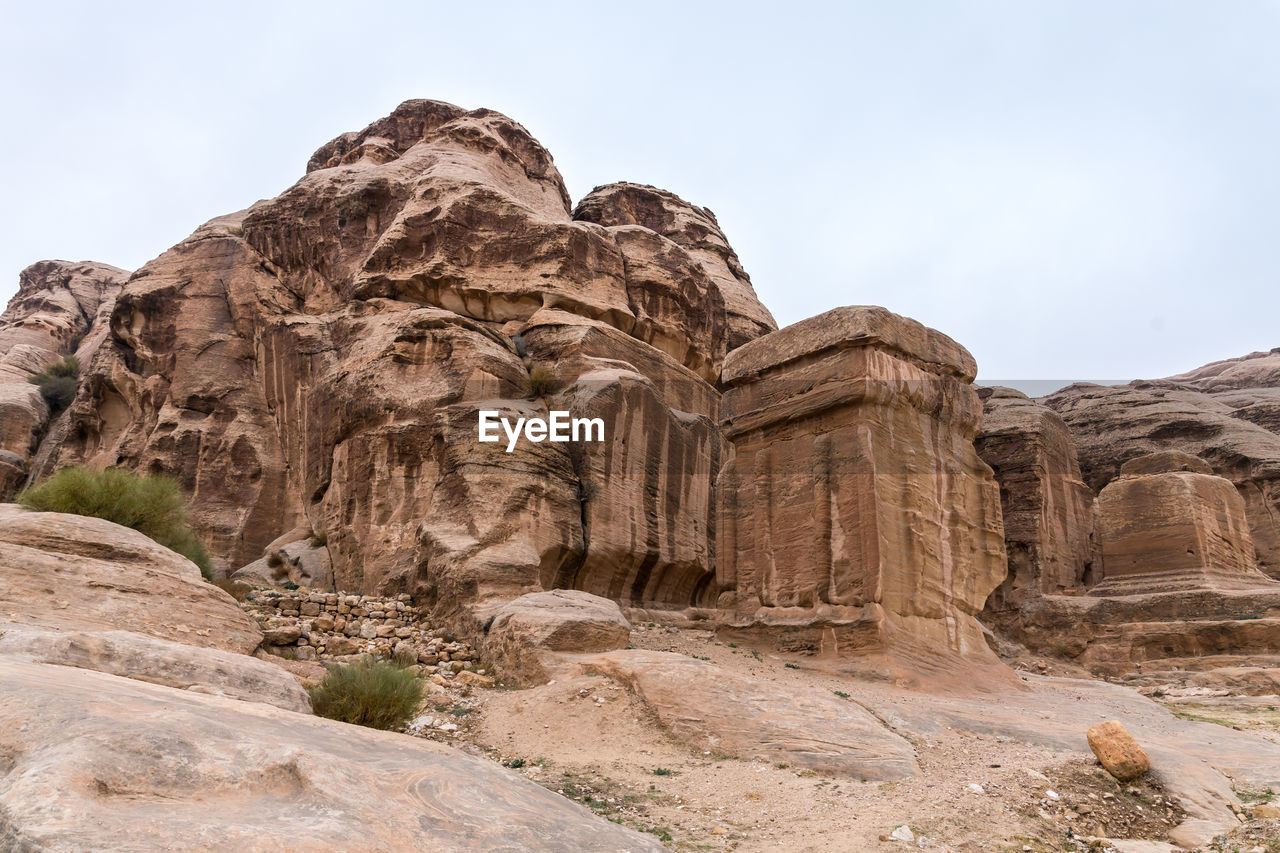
[0,506,664,851]
[4,504,1280,850]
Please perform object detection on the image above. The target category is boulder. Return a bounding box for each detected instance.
[233,528,333,589]
[484,590,631,685]
[716,306,1008,678]
[0,658,666,852]
[1086,720,1151,782]
[1045,381,1280,578]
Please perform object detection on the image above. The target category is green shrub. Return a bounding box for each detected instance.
[308,656,423,730]
[18,466,213,579]
[27,355,81,415]
[524,365,559,398]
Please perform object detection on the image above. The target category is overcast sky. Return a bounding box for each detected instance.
[1,1,1276,383]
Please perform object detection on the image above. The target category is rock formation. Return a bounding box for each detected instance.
[975,387,1095,611]
[0,260,127,495]
[0,99,1013,680]
[0,506,665,849]
[1045,380,1280,578]
[715,306,1008,677]
[1091,451,1269,594]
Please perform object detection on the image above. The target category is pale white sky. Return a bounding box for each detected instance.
[2,1,1277,382]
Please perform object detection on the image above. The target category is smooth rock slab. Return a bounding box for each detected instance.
[0,623,309,712]
[575,649,918,780]
[0,659,666,852]
[0,506,263,654]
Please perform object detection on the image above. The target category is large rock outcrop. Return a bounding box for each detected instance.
[1,101,1011,682]
[26,100,774,604]
[1091,451,1270,595]
[715,306,1008,677]
[0,260,127,496]
[976,387,1096,613]
[1045,381,1280,578]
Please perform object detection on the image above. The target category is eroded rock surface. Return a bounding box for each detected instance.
[0,658,667,852]
[576,649,919,780]
[1092,453,1271,595]
[1045,381,1280,578]
[483,589,631,686]
[0,260,127,496]
[716,307,1008,678]
[976,387,1095,611]
[20,100,773,621]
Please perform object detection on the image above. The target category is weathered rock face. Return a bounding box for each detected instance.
[975,387,1095,612]
[1045,382,1280,579]
[523,318,724,611]
[1091,452,1268,595]
[28,99,775,602]
[0,260,127,496]
[483,589,632,686]
[2,101,1007,679]
[715,306,1008,676]
[573,182,778,351]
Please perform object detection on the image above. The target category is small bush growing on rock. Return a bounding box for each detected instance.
[525,365,559,398]
[18,466,213,579]
[27,355,80,415]
[308,656,423,730]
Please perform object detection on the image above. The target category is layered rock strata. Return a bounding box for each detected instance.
[0,261,127,496]
[975,387,1095,612]
[715,306,1008,676]
[1,101,1029,679]
[1045,381,1280,578]
[1091,451,1270,595]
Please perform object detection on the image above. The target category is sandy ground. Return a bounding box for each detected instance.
[400,623,1280,851]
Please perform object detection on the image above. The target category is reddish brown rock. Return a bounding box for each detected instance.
[31,100,768,605]
[1045,382,1280,578]
[1091,452,1270,595]
[573,182,777,350]
[715,306,1008,677]
[976,387,1095,612]
[0,260,127,497]
[522,318,724,611]
[1086,720,1151,782]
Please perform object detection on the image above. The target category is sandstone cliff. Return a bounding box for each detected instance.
[0,260,127,494]
[0,101,1044,679]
